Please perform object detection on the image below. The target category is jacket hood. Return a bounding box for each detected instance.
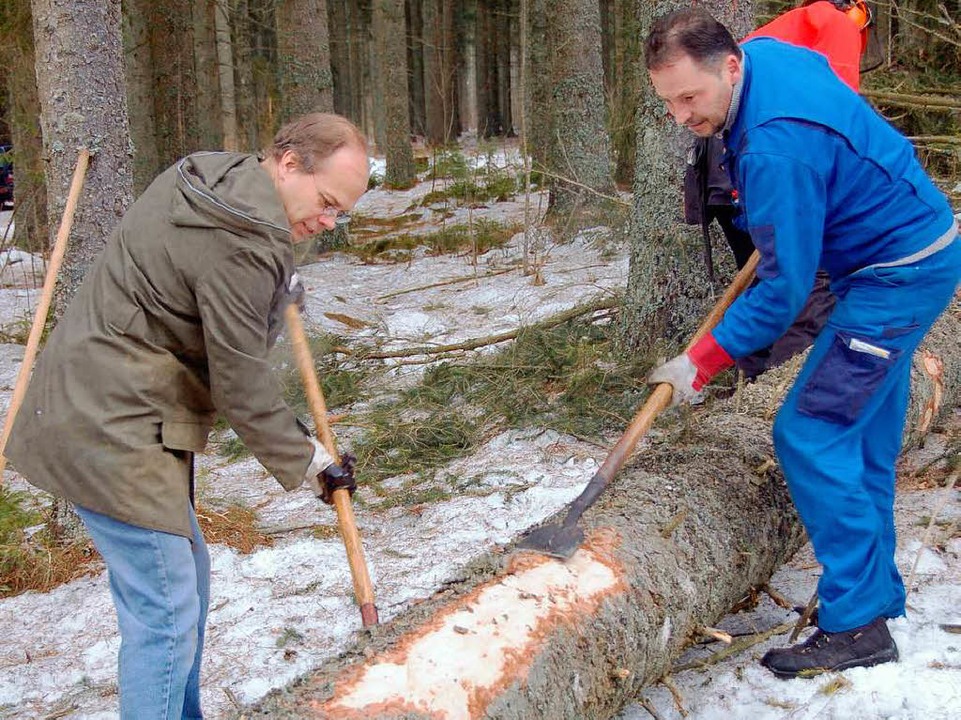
[170,152,291,242]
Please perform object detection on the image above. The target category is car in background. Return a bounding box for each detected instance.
[0,145,13,208]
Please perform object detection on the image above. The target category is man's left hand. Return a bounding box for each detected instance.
[648,353,701,406]
[311,452,357,505]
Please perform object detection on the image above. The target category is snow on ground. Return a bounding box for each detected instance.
[0,160,958,720]
[619,482,961,720]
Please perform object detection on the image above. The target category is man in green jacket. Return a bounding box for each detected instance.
[6,112,370,719]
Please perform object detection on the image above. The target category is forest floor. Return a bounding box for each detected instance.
[0,144,958,719]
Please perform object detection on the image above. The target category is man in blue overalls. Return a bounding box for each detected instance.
[644,8,960,678]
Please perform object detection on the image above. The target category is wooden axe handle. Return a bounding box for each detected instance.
[0,148,91,482]
[285,303,379,627]
[598,250,760,481]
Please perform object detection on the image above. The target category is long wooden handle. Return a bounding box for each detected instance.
[599,251,760,482]
[0,149,91,482]
[285,303,379,627]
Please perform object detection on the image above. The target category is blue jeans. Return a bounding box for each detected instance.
[772,238,961,632]
[76,505,209,719]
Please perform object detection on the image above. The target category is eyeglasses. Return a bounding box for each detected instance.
[312,173,351,225]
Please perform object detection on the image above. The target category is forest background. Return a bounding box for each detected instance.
[2,0,960,309]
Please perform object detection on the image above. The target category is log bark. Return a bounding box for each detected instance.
[241,305,960,720]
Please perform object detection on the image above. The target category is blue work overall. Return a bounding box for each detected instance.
[773,238,960,632]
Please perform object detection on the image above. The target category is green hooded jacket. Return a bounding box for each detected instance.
[6,152,315,537]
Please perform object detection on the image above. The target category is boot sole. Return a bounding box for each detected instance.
[765,645,899,680]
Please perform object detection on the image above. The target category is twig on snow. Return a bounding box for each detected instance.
[790,590,819,643]
[761,583,794,610]
[659,674,688,717]
[637,696,665,720]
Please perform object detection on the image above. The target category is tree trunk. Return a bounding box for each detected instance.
[457,0,477,134]
[373,0,417,188]
[610,0,640,186]
[31,0,133,545]
[329,0,352,118]
[242,307,960,719]
[543,0,615,220]
[123,0,162,193]
[474,0,492,136]
[524,0,549,169]
[277,0,335,121]
[247,416,803,719]
[248,0,280,147]
[231,0,261,151]
[346,0,373,140]
[148,0,202,168]
[215,0,240,151]
[422,0,456,144]
[0,0,48,250]
[620,0,753,351]
[406,0,427,137]
[194,0,223,150]
[31,0,134,315]
[493,0,512,137]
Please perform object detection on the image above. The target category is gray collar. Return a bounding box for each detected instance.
[720,66,744,136]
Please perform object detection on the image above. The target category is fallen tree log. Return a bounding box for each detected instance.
[241,304,960,720]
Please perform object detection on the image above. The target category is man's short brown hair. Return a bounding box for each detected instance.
[268,113,368,172]
[644,8,741,71]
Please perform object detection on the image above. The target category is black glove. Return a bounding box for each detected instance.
[316,452,357,505]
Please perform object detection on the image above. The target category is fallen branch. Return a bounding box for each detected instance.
[349,296,619,360]
[259,521,323,536]
[863,89,961,111]
[672,621,794,673]
[637,697,665,720]
[908,135,961,145]
[376,266,520,301]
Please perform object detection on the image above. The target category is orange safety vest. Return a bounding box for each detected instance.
[744,1,865,91]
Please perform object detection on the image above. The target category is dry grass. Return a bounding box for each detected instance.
[195,503,274,555]
[0,533,100,599]
[0,486,272,598]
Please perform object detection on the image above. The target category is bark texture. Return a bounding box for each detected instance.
[543,0,615,218]
[31,0,134,315]
[214,0,239,150]
[372,0,416,188]
[123,0,161,193]
[193,0,223,150]
[1,0,48,249]
[277,0,335,121]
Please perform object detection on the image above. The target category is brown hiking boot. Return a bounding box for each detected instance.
[760,617,899,679]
